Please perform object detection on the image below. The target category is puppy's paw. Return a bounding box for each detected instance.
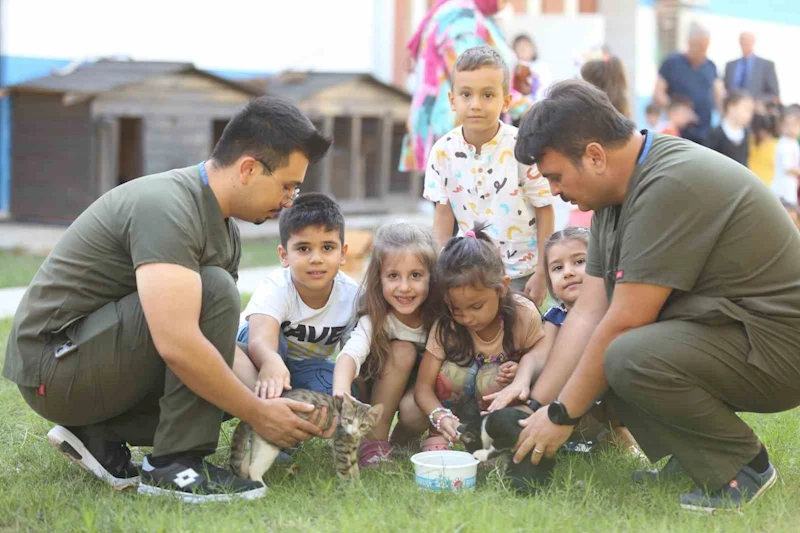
[473,450,491,462]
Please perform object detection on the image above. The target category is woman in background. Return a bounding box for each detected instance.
[400,0,531,172]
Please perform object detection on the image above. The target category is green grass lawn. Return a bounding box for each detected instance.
[1,316,799,532]
[239,238,281,270]
[0,239,281,290]
[0,249,49,289]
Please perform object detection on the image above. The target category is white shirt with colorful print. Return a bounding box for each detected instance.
[423,122,553,278]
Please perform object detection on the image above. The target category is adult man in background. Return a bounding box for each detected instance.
[724,32,780,105]
[653,23,725,144]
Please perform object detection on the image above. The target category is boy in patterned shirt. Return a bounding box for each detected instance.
[424,45,554,305]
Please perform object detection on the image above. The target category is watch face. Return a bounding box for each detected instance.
[548,401,577,425]
[547,401,562,422]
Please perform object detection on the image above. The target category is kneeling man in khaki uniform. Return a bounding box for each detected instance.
[512,80,800,513]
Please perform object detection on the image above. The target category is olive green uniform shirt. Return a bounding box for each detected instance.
[4,164,241,387]
[587,133,800,387]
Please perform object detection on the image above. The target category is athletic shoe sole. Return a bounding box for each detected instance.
[47,425,140,490]
[136,483,266,503]
[680,468,778,514]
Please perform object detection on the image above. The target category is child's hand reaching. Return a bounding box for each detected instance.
[255,362,292,399]
[497,361,519,385]
[437,415,461,444]
[332,390,357,401]
[483,381,529,413]
[525,269,547,307]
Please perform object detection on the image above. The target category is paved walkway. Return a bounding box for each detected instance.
[0,266,280,319]
[0,210,434,319]
[0,211,433,253]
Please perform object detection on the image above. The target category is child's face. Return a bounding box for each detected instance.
[380,252,430,322]
[279,225,347,295]
[783,115,800,139]
[449,67,511,136]
[727,98,754,127]
[670,105,696,129]
[547,240,587,309]
[447,280,509,336]
[514,40,536,62]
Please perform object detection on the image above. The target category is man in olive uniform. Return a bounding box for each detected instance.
[511,80,800,512]
[4,97,333,502]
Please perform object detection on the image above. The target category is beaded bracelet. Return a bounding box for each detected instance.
[428,407,451,426]
[434,413,460,432]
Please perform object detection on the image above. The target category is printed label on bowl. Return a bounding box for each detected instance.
[416,475,477,491]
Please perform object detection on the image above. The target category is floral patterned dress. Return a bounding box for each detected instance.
[399,0,530,172]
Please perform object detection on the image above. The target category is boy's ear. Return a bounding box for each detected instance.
[278,244,290,268]
[340,242,348,266]
[448,91,455,112]
[502,92,512,114]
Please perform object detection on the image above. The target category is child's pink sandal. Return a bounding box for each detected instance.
[358,439,392,468]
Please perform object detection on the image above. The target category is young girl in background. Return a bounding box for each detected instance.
[581,55,631,118]
[332,223,438,467]
[407,223,547,451]
[486,227,637,451]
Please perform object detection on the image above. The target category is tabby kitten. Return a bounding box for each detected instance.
[230,389,383,482]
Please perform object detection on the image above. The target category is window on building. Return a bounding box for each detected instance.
[541,0,565,14]
[118,117,143,184]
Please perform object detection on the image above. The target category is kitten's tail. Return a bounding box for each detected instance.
[229,420,252,479]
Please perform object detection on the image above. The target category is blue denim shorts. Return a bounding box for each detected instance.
[237,322,349,396]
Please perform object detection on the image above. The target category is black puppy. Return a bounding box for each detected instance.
[453,397,555,494]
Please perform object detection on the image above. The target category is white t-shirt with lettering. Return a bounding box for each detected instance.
[240,268,360,361]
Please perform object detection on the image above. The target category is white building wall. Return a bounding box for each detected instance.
[2,0,390,75]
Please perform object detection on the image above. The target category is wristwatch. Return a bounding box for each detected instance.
[547,400,581,426]
[527,398,543,412]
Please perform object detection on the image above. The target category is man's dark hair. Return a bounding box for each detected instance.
[211,96,331,172]
[515,79,636,166]
[278,192,345,247]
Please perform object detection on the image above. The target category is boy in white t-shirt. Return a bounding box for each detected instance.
[235,193,360,397]
[772,109,800,206]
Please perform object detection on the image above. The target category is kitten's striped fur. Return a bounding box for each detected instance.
[230,389,383,482]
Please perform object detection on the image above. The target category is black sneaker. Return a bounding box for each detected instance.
[679,463,777,513]
[137,455,266,503]
[631,455,684,484]
[47,425,140,490]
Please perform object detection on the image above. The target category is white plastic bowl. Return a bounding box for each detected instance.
[410,451,479,491]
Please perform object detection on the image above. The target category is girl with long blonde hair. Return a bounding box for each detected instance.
[332,223,438,466]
